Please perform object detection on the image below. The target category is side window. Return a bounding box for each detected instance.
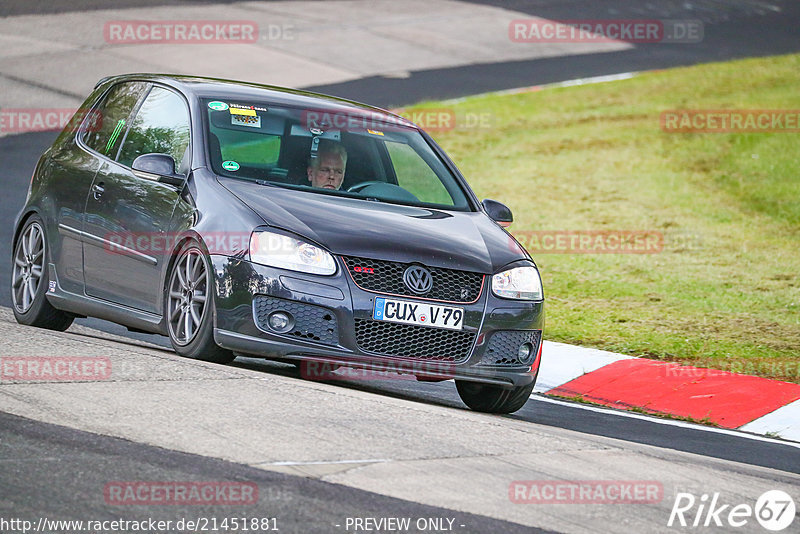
[82,82,148,157]
[386,141,453,206]
[117,87,191,171]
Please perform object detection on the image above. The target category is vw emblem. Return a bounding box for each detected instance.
[403,265,433,294]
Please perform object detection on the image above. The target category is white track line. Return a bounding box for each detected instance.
[266,459,392,466]
[529,394,800,449]
[441,71,641,105]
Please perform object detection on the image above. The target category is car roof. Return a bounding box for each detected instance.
[96,73,415,129]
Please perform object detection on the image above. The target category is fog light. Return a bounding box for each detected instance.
[268,311,293,333]
[517,342,533,363]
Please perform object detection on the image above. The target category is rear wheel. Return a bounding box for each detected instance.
[455,380,534,414]
[166,241,234,364]
[11,217,73,331]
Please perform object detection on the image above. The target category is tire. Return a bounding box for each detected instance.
[165,240,234,364]
[455,380,535,414]
[11,216,73,331]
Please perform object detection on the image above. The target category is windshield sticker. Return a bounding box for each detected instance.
[208,101,229,111]
[231,114,261,128]
[221,160,240,172]
[367,129,384,136]
[229,107,257,117]
[230,103,267,112]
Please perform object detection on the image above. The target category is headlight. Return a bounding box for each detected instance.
[492,266,543,300]
[250,230,336,276]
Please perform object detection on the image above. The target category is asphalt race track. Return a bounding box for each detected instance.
[0,309,798,533]
[1,411,544,534]
[1,1,800,532]
[309,0,800,107]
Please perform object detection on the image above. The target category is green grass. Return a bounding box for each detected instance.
[409,54,800,382]
[551,394,720,427]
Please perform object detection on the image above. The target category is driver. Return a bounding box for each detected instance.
[307,140,347,190]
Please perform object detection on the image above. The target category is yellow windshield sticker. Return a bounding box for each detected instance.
[230,107,257,117]
[367,129,384,136]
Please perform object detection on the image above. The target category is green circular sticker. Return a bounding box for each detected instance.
[208,101,229,111]
[222,161,240,172]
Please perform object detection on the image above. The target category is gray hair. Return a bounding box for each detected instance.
[309,140,348,168]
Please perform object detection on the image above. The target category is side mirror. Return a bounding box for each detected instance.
[132,153,186,187]
[482,199,513,227]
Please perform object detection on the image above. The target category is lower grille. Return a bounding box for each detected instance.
[354,318,476,362]
[481,330,542,366]
[254,296,339,346]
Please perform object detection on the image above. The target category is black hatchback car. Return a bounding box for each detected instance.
[11,74,544,413]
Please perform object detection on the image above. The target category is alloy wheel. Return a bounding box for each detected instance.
[167,248,209,346]
[12,222,45,313]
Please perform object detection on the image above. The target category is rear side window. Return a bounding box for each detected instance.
[82,82,148,157]
[117,86,191,170]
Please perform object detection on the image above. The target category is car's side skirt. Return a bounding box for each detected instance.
[44,263,166,335]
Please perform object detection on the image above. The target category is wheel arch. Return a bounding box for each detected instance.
[160,230,214,322]
[11,209,42,253]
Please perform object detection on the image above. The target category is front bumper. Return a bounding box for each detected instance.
[210,255,544,388]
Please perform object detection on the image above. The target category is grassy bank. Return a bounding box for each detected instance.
[413,54,800,381]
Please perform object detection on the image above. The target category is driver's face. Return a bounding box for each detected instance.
[307,153,346,190]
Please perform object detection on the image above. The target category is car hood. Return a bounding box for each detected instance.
[219,178,528,273]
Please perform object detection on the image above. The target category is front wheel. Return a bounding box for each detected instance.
[455,380,534,414]
[11,216,73,331]
[165,241,234,364]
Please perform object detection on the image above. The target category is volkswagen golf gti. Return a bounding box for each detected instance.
[11,74,544,414]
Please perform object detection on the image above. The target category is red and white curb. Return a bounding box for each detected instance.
[535,341,800,443]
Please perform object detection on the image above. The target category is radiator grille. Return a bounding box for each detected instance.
[343,256,483,303]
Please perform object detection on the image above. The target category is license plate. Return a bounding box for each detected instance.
[372,297,464,331]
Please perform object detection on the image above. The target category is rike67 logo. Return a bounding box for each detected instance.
[668,490,796,531]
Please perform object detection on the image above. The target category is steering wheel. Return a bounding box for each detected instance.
[347,180,386,193]
[345,181,420,203]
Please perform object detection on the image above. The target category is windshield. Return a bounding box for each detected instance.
[203,98,471,210]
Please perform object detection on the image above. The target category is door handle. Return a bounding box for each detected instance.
[92,182,105,200]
